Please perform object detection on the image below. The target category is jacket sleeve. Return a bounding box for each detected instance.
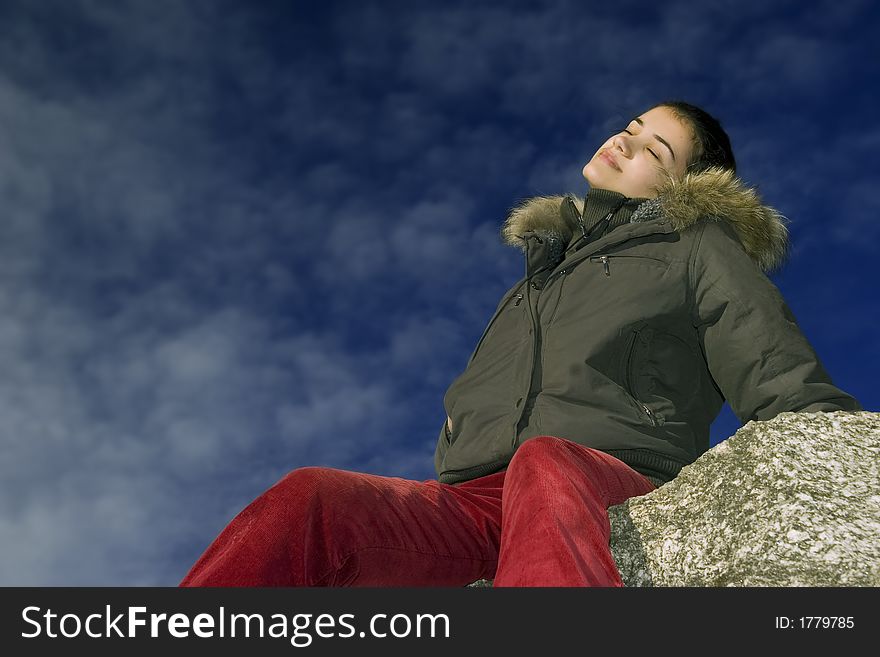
[690,220,861,423]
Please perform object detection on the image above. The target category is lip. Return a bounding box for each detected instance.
[599,150,621,171]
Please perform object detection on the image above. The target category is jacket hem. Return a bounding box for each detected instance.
[601,448,690,486]
[438,460,509,485]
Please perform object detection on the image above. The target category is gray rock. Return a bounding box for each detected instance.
[470,411,880,587]
[610,411,879,586]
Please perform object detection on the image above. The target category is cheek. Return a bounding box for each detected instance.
[628,164,666,195]
[630,162,657,182]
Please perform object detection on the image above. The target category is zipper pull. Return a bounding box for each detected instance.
[641,403,663,427]
[590,255,611,276]
[642,404,655,426]
[513,293,524,306]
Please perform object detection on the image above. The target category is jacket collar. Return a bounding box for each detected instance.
[500,167,790,273]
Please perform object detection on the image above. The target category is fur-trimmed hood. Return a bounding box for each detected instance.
[501,167,789,273]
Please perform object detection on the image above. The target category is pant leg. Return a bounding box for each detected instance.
[493,436,656,587]
[179,466,506,587]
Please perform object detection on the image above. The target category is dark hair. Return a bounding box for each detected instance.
[649,100,737,175]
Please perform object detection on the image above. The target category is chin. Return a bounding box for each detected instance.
[582,161,600,185]
[583,165,616,192]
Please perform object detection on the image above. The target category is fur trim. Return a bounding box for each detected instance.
[501,195,574,243]
[500,167,789,273]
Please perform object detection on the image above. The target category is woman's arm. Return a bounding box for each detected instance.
[690,220,861,422]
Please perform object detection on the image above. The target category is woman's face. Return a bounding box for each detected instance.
[582,105,696,198]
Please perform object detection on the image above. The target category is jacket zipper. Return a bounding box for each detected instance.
[568,207,614,253]
[514,268,541,447]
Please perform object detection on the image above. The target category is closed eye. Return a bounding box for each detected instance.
[621,129,660,160]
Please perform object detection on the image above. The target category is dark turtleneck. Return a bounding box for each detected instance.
[527,187,653,286]
[570,187,650,250]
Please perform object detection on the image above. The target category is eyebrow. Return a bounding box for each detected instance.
[632,117,676,162]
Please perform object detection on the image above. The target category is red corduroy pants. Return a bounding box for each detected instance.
[179,436,656,587]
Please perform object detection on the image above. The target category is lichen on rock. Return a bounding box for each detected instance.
[607,411,879,586]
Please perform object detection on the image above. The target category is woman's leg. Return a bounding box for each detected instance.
[493,436,656,587]
[179,466,505,587]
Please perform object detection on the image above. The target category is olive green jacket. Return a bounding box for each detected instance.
[434,168,861,486]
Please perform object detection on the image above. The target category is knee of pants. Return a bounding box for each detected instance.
[275,465,336,491]
[508,435,571,474]
[269,466,362,524]
[273,466,329,497]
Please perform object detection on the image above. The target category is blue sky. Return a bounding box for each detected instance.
[0,0,876,585]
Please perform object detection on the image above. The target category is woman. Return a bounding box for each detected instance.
[180,101,861,587]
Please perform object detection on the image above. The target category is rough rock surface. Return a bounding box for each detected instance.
[470,411,879,587]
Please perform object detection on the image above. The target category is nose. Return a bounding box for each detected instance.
[612,134,631,157]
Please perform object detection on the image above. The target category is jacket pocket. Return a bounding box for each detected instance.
[589,253,670,277]
[620,327,642,397]
[620,327,665,427]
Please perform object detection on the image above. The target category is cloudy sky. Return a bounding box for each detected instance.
[0,0,876,585]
